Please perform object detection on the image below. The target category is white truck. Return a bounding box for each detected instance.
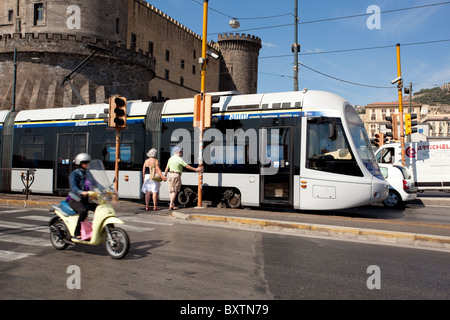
[375,141,450,192]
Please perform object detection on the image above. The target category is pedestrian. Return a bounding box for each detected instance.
[142,148,167,211]
[164,146,202,210]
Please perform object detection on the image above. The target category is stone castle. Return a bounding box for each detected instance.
[0,0,261,110]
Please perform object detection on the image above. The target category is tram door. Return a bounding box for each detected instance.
[260,127,293,205]
[55,132,88,192]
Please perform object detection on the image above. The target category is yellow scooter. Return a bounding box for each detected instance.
[49,160,130,259]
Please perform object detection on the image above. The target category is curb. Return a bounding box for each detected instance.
[0,199,58,208]
[172,212,450,250]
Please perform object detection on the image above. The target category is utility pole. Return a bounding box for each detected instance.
[293,0,299,91]
[395,44,406,167]
[12,46,17,111]
[196,0,209,208]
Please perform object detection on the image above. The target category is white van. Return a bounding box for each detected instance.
[375,141,450,191]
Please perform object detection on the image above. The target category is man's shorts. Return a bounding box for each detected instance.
[167,172,182,192]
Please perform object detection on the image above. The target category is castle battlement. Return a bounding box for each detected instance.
[0,32,155,70]
[218,33,262,52]
[218,33,262,43]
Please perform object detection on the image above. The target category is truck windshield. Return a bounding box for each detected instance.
[345,105,382,178]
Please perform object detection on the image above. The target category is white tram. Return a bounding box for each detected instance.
[0,90,388,210]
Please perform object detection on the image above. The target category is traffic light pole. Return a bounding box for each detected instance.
[114,128,121,203]
[108,95,127,203]
[196,0,208,208]
[395,44,406,167]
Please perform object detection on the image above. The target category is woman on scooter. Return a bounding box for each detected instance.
[67,153,105,239]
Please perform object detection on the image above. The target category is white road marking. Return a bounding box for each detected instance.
[0,233,51,246]
[0,250,35,262]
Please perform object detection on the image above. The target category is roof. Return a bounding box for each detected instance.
[365,101,422,107]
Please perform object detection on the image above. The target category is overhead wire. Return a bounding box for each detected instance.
[207,1,450,35]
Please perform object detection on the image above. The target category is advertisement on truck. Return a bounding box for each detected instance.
[375,141,450,191]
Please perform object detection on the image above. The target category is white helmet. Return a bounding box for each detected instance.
[75,153,91,165]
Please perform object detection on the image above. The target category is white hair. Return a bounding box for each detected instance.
[146,148,157,158]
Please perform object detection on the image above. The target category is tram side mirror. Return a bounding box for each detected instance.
[328,123,337,141]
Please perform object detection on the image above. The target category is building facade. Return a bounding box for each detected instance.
[364,101,422,139]
[420,113,450,138]
[0,0,261,110]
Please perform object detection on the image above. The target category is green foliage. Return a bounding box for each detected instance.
[413,84,450,105]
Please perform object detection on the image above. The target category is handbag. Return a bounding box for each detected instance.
[149,166,162,182]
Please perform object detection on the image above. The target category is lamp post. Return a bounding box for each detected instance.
[196,0,209,208]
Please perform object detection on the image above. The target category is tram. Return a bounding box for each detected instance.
[0,90,388,210]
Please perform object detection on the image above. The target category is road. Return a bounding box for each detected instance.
[0,205,449,302]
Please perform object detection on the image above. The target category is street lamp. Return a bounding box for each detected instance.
[229,18,240,29]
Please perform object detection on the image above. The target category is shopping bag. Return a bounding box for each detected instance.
[81,221,92,240]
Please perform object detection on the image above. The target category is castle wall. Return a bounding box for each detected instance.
[0,0,127,43]
[0,0,260,110]
[0,33,155,110]
[128,0,220,100]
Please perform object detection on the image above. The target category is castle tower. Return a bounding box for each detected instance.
[0,0,154,109]
[217,33,262,94]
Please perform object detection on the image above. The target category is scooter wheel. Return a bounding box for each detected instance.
[105,227,130,259]
[49,219,69,250]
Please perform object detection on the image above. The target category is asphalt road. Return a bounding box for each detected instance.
[0,206,448,302]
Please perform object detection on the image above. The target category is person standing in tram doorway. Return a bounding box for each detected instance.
[164,147,202,210]
[142,148,167,211]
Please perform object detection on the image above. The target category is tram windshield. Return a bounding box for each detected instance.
[345,105,382,178]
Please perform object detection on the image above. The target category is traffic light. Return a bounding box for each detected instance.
[385,114,399,140]
[204,94,212,128]
[109,95,127,129]
[374,133,382,148]
[405,113,418,135]
[193,94,212,128]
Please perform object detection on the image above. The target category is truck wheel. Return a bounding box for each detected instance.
[383,190,404,209]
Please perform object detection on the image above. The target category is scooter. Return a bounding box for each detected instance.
[49,160,130,259]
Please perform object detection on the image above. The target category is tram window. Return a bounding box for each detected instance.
[96,132,141,170]
[306,119,362,176]
[14,135,48,168]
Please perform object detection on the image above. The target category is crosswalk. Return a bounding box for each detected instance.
[0,207,172,262]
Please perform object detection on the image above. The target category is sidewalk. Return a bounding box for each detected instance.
[1,192,450,250]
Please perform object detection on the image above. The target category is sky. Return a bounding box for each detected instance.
[145,0,450,106]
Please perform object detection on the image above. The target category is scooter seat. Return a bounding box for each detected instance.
[59,201,78,216]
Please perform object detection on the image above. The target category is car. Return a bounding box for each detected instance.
[378,163,417,208]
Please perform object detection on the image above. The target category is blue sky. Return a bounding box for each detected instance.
[146,0,450,106]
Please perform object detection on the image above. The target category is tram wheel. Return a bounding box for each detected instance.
[223,188,241,209]
[178,187,197,207]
